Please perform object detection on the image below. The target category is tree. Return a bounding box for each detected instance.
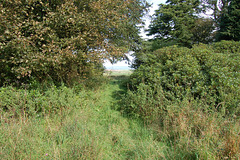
[147,0,214,47]
[203,0,230,21]
[0,0,148,85]
[191,18,215,43]
[217,0,240,41]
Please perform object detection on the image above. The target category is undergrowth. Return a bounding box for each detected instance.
[121,41,240,159]
[1,40,240,159]
[0,74,166,159]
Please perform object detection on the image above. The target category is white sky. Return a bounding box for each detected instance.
[104,0,166,68]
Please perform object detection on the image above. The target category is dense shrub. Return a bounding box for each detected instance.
[212,40,240,54]
[0,85,87,117]
[121,41,240,158]
[129,42,240,114]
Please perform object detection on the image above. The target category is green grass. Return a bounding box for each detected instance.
[0,75,166,159]
[2,72,239,159]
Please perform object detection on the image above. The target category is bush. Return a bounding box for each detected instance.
[212,40,240,54]
[122,41,240,159]
[0,85,87,117]
[128,42,240,115]
[120,83,168,122]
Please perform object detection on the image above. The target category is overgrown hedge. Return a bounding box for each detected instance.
[127,41,240,116]
[121,40,240,159]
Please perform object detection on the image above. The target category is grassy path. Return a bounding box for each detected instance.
[0,75,165,159]
[81,75,166,159]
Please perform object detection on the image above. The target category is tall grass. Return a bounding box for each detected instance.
[2,69,238,159]
[121,83,240,159]
[0,75,166,159]
[158,99,240,159]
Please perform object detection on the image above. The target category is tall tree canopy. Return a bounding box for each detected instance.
[203,0,230,20]
[147,0,207,47]
[0,0,148,85]
[147,0,215,47]
[217,0,240,41]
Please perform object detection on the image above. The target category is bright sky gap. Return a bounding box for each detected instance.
[104,0,166,70]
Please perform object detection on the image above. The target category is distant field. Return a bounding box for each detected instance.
[104,69,133,76]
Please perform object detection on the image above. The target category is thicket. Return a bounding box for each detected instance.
[0,85,86,117]
[0,72,110,118]
[122,41,240,159]
[0,75,169,159]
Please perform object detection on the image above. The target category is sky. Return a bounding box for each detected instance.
[104,0,166,69]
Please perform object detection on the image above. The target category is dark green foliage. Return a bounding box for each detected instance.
[131,39,179,70]
[147,0,214,47]
[150,39,178,51]
[131,41,153,69]
[191,18,215,44]
[126,41,240,119]
[204,0,230,21]
[217,0,240,41]
[122,41,240,158]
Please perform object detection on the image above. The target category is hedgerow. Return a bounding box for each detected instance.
[127,41,240,116]
[121,41,240,159]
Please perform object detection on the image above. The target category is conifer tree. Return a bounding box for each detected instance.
[147,0,214,47]
[217,0,240,41]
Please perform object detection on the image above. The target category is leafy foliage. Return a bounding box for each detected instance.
[0,0,148,85]
[127,41,240,118]
[203,0,230,20]
[0,85,87,117]
[146,0,240,47]
[217,0,240,41]
[191,18,215,43]
[147,0,214,47]
[0,74,167,160]
[122,41,240,159]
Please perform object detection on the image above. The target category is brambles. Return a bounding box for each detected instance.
[0,85,87,117]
